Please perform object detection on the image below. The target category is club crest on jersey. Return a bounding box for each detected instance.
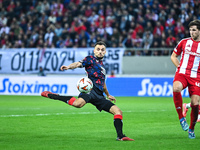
[186,44,191,48]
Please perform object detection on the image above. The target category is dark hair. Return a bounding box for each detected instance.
[94,41,107,47]
[188,20,200,30]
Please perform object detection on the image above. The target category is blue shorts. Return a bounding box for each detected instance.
[78,85,115,112]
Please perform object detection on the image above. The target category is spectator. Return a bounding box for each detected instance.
[123,34,133,48]
[142,31,153,55]
[56,36,65,48]
[134,22,144,38]
[0,0,195,54]
[165,14,175,31]
[39,12,49,24]
[145,21,153,33]
[0,23,10,36]
[54,23,63,37]
[119,16,127,32]
[105,23,113,36]
[179,9,189,24]
[56,11,63,23]
[0,15,7,27]
[166,33,176,48]
[109,70,116,78]
[65,35,73,48]
[85,5,92,17]
[153,21,164,36]
[151,40,161,56]
[61,23,69,39]
[174,21,185,39]
[20,18,27,33]
[0,8,8,17]
[44,28,54,45]
[36,1,42,13]
[87,32,96,47]
[96,24,105,37]
[7,1,15,12]
[48,13,57,24]
[159,10,167,25]
[38,67,46,76]
[29,29,39,44]
[87,11,99,23]
[41,0,50,13]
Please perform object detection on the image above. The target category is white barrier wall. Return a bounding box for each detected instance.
[0,76,80,96]
[0,76,189,97]
[123,56,176,75]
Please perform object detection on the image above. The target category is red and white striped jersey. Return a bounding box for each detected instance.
[174,37,200,78]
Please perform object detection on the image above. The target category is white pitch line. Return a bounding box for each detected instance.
[0,113,64,117]
[0,110,167,118]
[0,112,100,117]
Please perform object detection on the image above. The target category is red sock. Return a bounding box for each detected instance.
[173,92,183,119]
[67,97,76,105]
[189,105,199,130]
[114,114,123,120]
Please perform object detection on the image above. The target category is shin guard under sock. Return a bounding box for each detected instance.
[48,94,73,104]
[173,92,183,119]
[114,114,124,138]
[189,105,199,130]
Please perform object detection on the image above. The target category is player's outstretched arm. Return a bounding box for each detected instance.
[60,62,82,71]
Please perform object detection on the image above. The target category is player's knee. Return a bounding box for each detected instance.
[115,107,122,115]
[173,86,182,92]
[72,98,86,108]
[73,101,84,108]
[117,109,123,116]
[173,82,183,92]
[110,105,123,115]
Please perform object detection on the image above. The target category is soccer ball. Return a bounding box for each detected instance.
[77,77,93,93]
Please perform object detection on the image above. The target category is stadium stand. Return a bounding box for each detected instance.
[0,0,199,56]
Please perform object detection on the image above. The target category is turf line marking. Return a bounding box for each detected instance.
[0,113,65,117]
[0,110,167,118]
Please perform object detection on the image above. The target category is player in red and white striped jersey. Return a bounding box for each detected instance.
[171,20,200,139]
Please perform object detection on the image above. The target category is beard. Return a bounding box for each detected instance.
[97,56,104,60]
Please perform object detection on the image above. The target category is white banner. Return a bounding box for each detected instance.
[0,48,124,74]
[0,76,80,96]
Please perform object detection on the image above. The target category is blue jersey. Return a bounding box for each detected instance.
[80,55,106,92]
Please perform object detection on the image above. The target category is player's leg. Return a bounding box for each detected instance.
[41,91,86,108]
[183,103,190,117]
[173,81,189,130]
[109,105,134,141]
[173,81,184,119]
[188,94,199,139]
[87,90,132,141]
[173,74,189,131]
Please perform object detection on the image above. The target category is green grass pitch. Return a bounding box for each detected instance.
[0,95,199,150]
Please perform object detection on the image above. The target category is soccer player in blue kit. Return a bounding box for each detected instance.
[41,41,134,141]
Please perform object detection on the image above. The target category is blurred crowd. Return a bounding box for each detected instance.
[0,0,199,56]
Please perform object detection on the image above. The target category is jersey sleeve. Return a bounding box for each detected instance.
[79,56,93,67]
[173,39,183,55]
